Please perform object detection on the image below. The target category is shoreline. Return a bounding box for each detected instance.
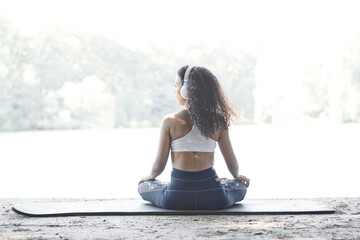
[1,197,359,239]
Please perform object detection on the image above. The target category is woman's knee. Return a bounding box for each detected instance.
[138,181,153,194]
[138,180,169,194]
[222,179,247,190]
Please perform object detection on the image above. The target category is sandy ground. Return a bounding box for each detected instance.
[1,198,359,240]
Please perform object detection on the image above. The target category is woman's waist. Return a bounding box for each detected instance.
[168,167,222,191]
[172,152,214,158]
[170,166,218,181]
[172,152,214,170]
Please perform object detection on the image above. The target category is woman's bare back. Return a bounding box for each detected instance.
[169,109,220,171]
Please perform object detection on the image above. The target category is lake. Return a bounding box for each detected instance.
[1,124,359,199]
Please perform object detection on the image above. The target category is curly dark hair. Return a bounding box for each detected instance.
[177,65,237,137]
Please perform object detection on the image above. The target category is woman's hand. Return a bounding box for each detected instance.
[236,175,250,187]
[219,177,229,182]
[138,175,154,185]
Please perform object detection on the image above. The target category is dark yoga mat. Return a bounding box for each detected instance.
[12,199,335,216]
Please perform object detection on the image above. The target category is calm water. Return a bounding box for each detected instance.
[1,125,359,199]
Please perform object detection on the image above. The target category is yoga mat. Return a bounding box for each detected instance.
[12,199,335,217]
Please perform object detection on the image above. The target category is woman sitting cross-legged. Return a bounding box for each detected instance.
[138,65,250,210]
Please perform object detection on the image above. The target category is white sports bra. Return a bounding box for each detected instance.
[171,125,217,152]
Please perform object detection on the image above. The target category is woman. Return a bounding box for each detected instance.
[138,65,250,210]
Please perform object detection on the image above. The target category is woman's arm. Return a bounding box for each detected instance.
[139,116,171,184]
[218,128,250,187]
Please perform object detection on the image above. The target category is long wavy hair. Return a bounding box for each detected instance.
[177,65,237,137]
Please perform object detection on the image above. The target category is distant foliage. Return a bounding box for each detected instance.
[0,17,256,131]
[0,15,359,131]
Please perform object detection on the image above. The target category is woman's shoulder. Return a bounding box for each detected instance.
[162,109,189,125]
[164,109,188,119]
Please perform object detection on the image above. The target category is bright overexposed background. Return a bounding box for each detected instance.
[1,125,359,199]
[1,0,360,198]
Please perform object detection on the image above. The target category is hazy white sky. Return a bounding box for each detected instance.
[1,0,360,53]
